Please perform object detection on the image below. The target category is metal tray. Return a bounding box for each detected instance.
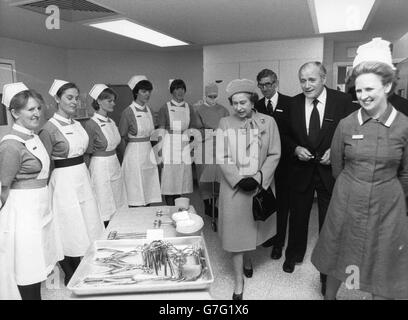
[67,236,214,296]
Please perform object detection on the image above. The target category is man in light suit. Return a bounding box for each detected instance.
[280,62,355,295]
[254,69,292,260]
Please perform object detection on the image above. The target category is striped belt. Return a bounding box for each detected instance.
[93,150,116,157]
[54,155,84,168]
[128,137,150,143]
[11,178,48,190]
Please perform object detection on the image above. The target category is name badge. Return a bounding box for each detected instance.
[65,132,74,135]
[352,134,364,140]
[275,109,283,113]
[324,118,334,122]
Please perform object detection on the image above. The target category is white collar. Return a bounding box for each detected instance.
[265,92,278,107]
[12,123,34,136]
[306,87,327,106]
[93,112,109,122]
[53,112,73,124]
[171,99,185,107]
[132,101,147,111]
[357,105,397,127]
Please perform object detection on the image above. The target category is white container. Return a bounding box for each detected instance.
[174,197,190,210]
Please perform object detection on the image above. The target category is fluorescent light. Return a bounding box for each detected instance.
[312,0,375,33]
[88,19,189,47]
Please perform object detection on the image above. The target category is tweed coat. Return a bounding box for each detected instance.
[217,111,281,252]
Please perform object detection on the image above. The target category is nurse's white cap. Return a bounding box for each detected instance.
[2,82,29,109]
[168,79,175,89]
[128,75,147,90]
[353,37,395,70]
[49,79,69,97]
[89,84,108,100]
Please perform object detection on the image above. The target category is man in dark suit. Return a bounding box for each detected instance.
[254,69,292,260]
[281,62,355,294]
[388,92,408,116]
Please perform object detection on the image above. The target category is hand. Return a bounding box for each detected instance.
[319,148,331,165]
[237,177,259,192]
[295,146,313,161]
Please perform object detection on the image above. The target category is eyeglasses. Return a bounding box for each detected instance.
[257,82,275,89]
[207,95,218,99]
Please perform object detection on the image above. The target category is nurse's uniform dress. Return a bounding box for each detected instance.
[119,101,161,206]
[194,101,230,200]
[84,113,127,222]
[39,113,104,257]
[158,99,196,195]
[0,124,63,299]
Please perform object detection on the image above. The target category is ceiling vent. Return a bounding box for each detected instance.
[12,0,117,22]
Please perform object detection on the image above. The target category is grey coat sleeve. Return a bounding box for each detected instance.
[216,117,242,189]
[260,117,281,190]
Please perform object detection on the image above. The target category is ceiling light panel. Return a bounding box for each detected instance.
[88,19,189,47]
[312,0,375,33]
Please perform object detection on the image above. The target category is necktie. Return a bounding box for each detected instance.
[266,99,273,114]
[308,99,320,147]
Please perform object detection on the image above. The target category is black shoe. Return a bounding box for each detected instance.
[282,259,296,273]
[232,280,244,300]
[261,237,275,248]
[232,292,243,300]
[270,246,282,260]
[243,265,253,278]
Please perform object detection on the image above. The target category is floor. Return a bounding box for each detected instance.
[41,184,371,300]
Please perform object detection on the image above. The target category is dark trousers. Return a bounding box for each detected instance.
[59,256,81,286]
[270,179,290,248]
[18,282,41,300]
[285,169,331,261]
[164,195,180,206]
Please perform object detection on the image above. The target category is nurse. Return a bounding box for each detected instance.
[158,79,196,206]
[39,79,104,286]
[0,83,63,300]
[119,75,161,206]
[194,82,229,217]
[83,84,127,226]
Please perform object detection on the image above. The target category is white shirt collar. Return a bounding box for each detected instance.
[53,112,73,124]
[171,99,185,107]
[306,87,327,106]
[357,105,398,127]
[93,112,109,122]
[265,92,279,109]
[12,123,34,136]
[132,101,147,111]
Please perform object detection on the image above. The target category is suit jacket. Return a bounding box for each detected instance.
[281,87,355,193]
[388,93,408,117]
[254,93,292,184]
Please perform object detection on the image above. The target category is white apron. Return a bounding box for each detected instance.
[0,133,63,299]
[48,117,104,257]
[161,101,193,195]
[122,103,161,206]
[89,114,127,221]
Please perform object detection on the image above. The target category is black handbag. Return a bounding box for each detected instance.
[253,171,277,221]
